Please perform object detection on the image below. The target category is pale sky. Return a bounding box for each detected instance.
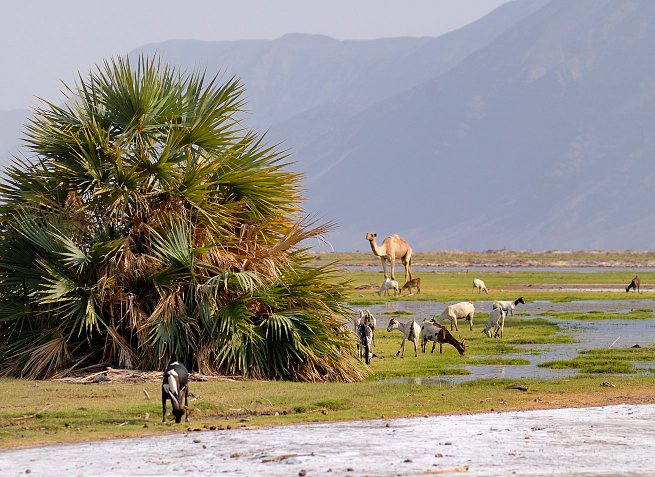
[0,0,511,110]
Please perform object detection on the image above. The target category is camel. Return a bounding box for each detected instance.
[366,232,413,283]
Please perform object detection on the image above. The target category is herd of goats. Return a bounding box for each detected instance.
[353,278,525,365]
[355,232,644,366]
[158,235,645,423]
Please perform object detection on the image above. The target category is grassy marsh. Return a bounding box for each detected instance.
[2,263,655,448]
[346,270,655,304]
[2,375,655,449]
[538,309,655,320]
[538,347,655,374]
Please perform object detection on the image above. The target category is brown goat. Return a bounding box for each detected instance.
[626,276,641,293]
[400,277,421,295]
[421,321,466,355]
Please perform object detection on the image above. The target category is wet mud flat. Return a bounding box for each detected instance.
[2,404,654,476]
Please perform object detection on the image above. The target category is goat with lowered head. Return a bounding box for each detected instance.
[356,322,374,364]
[472,278,488,294]
[626,276,641,293]
[482,307,506,338]
[162,361,190,423]
[377,278,400,296]
[400,277,421,295]
[420,320,466,355]
[357,309,377,347]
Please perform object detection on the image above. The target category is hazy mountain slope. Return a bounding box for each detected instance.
[134,0,548,137]
[298,0,655,251]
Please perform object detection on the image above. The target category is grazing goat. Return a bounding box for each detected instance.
[359,309,377,347]
[355,309,377,347]
[492,297,525,316]
[377,278,400,296]
[420,321,466,355]
[482,307,506,338]
[626,276,641,293]
[162,361,189,423]
[437,301,475,331]
[357,322,373,364]
[386,318,421,358]
[472,278,488,294]
[400,277,421,295]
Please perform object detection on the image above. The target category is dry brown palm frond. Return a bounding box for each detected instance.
[144,286,187,327]
[21,334,71,380]
[123,292,146,328]
[105,326,138,369]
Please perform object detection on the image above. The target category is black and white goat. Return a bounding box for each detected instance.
[492,297,525,316]
[162,361,189,423]
[357,322,374,365]
[357,309,377,347]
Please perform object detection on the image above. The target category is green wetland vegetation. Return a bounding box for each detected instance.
[2,264,655,448]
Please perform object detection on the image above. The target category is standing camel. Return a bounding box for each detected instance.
[366,232,413,283]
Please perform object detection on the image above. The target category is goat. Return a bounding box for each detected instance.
[472,278,488,294]
[492,297,525,316]
[626,276,641,293]
[377,278,400,296]
[162,361,189,423]
[357,309,377,347]
[437,301,475,331]
[420,321,466,355]
[482,307,506,338]
[386,318,421,358]
[400,277,421,295]
[357,322,373,364]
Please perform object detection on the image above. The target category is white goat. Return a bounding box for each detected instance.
[482,307,506,338]
[437,301,475,331]
[472,278,488,294]
[357,309,377,347]
[386,318,421,358]
[492,297,525,316]
[377,278,400,296]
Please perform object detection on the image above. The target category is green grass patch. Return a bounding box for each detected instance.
[538,346,655,374]
[539,309,655,320]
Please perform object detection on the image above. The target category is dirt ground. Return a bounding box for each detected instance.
[2,403,654,476]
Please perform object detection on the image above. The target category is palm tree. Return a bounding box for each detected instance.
[0,56,363,382]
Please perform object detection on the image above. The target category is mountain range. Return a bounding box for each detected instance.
[2,0,653,251]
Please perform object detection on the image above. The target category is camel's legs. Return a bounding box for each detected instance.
[381,257,388,279]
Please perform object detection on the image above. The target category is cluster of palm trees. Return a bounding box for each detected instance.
[0,56,362,382]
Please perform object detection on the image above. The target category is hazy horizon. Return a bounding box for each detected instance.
[0,0,510,110]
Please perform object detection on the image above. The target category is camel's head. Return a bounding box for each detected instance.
[365,232,377,241]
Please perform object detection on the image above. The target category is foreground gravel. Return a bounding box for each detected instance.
[2,403,654,476]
